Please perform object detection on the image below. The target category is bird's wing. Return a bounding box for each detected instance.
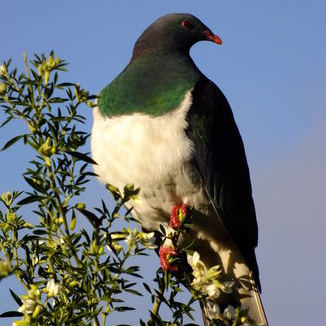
[186,78,260,289]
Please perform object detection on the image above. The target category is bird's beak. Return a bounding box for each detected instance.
[203,30,222,45]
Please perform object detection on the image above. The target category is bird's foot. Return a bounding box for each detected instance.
[169,203,189,229]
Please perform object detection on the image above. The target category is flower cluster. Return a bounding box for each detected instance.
[1,191,12,206]
[37,53,60,84]
[13,285,42,326]
[74,83,90,104]
[42,279,60,298]
[206,302,236,321]
[187,251,234,298]
[0,64,8,77]
[0,259,13,279]
[0,64,7,95]
[0,82,6,95]
[108,228,157,255]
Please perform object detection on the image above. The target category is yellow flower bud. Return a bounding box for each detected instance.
[56,217,64,224]
[0,82,6,94]
[44,71,50,84]
[7,211,17,223]
[240,316,247,323]
[69,280,79,287]
[75,202,86,210]
[23,222,33,229]
[45,156,51,167]
[0,259,13,277]
[39,137,53,157]
[27,122,37,134]
[32,304,42,318]
[1,191,12,205]
[3,224,9,232]
[70,215,76,230]
[38,64,44,75]
[0,65,8,77]
[98,246,104,255]
[90,239,97,254]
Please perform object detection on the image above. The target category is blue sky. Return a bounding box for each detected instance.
[1,1,326,325]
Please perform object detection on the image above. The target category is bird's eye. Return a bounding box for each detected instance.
[181,20,194,29]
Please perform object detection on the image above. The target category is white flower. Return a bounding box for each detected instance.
[187,251,200,267]
[222,280,235,294]
[139,232,157,249]
[125,232,137,249]
[45,279,59,297]
[223,305,236,319]
[106,242,123,254]
[204,283,220,298]
[206,301,220,320]
[18,298,37,314]
[211,303,220,316]
[187,252,223,298]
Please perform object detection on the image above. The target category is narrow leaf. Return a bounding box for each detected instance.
[17,195,44,206]
[1,135,25,151]
[0,311,23,318]
[65,151,97,164]
[78,209,100,227]
[9,289,22,306]
[23,177,45,192]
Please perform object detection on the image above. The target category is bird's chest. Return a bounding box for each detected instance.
[91,92,210,230]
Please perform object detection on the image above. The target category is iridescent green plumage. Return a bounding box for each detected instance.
[98,53,200,116]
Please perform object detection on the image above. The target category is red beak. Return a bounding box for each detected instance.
[203,30,222,45]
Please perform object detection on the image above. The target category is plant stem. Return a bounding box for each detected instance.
[47,163,82,268]
[93,315,100,326]
[101,301,109,326]
[152,287,164,317]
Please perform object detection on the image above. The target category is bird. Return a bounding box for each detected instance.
[91,13,268,325]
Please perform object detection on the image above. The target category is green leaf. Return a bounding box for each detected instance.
[143,282,152,294]
[48,97,67,103]
[65,151,97,164]
[0,311,23,318]
[78,208,100,227]
[125,289,142,296]
[23,177,46,192]
[1,135,25,151]
[17,194,44,206]
[33,229,47,235]
[115,306,135,312]
[56,82,75,87]
[9,289,22,307]
[0,116,13,128]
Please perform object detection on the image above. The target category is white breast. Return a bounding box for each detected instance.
[91,91,262,319]
[91,90,209,230]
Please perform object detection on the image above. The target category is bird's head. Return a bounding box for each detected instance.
[132,13,222,59]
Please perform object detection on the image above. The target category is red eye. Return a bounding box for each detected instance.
[181,20,194,29]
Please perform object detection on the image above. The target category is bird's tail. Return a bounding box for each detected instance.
[188,233,268,325]
[199,259,269,326]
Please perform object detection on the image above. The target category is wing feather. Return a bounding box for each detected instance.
[186,78,261,290]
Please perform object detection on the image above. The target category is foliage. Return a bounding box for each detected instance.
[0,54,256,326]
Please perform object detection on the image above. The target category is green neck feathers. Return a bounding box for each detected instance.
[98,53,200,116]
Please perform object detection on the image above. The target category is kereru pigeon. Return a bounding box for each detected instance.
[92,13,268,325]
